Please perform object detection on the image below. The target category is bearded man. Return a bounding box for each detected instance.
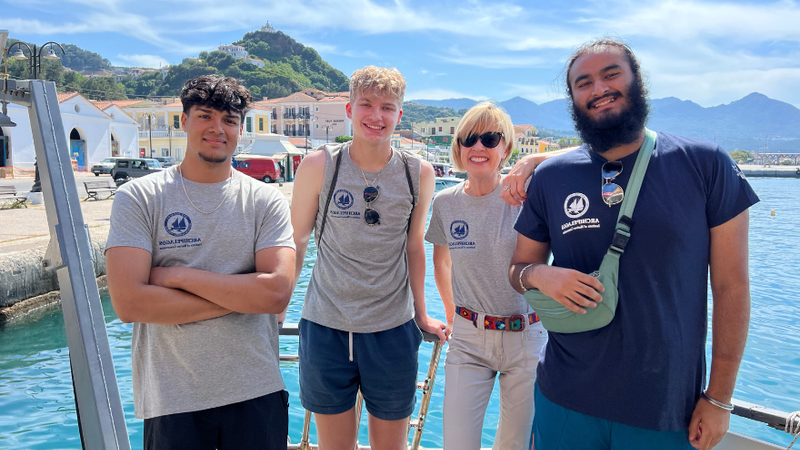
[507,39,759,449]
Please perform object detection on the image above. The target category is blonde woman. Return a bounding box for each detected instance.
[425,102,548,449]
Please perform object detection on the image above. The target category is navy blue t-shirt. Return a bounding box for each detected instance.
[515,132,759,431]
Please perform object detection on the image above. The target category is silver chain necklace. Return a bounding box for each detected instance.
[351,148,393,187]
[177,166,232,214]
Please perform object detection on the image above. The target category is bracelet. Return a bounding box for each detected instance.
[701,391,734,411]
[518,263,537,292]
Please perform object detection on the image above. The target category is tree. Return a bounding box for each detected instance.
[729,150,754,163]
[335,136,353,143]
[509,148,520,164]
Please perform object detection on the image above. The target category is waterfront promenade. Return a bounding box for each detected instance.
[0,175,295,249]
[0,175,295,315]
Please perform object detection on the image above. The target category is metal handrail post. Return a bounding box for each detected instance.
[411,339,443,450]
[24,79,130,449]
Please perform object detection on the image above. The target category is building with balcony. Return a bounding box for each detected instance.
[255,89,351,146]
[514,124,540,155]
[414,117,460,147]
[117,99,273,161]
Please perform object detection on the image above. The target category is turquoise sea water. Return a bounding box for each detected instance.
[0,177,799,449]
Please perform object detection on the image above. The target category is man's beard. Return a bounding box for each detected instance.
[198,152,230,164]
[571,80,649,154]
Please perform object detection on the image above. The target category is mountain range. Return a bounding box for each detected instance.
[410,93,800,153]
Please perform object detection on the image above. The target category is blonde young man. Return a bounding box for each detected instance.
[291,66,447,450]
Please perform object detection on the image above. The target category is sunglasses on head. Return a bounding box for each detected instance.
[601,161,624,207]
[458,132,504,149]
[363,186,380,226]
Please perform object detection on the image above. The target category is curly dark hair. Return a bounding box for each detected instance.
[565,39,648,100]
[180,75,252,122]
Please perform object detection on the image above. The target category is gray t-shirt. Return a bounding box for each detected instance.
[302,143,419,333]
[425,182,533,317]
[106,167,294,419]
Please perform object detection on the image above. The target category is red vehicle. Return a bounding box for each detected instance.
[235,157,284,183]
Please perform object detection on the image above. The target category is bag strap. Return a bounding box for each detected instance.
[319,146,415,241]
[400,151,416,233]
[317,148,344,244]
[609,128,657,255]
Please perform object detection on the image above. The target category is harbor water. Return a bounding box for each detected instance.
[1,177,799,449]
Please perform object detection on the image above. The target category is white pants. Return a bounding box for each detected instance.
[443,314,547,450]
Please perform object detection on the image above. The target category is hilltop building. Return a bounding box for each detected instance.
[218,44,247,60]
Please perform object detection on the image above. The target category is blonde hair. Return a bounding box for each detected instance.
[349,66,406,104]
[451,102,515,172]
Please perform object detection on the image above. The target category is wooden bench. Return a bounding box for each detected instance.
[83,180,117,201]
[0,186,28,208]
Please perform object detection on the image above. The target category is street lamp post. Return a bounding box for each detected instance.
[7,40,66,192]
[147,113,156,157]
[321,124,333,143]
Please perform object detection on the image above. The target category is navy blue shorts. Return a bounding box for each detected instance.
[299,318,423,421]
[143,390,289,450]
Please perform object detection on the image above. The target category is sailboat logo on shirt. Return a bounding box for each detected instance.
[564,193,589,219]
[165,212,192,237]
[334,189,354,210]
[450,220,469,240]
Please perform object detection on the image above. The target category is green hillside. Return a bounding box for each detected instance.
[3,31,350,101]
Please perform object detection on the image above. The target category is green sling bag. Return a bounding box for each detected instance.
[523,128,657,333]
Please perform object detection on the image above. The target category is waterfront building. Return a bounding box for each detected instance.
[414,117,460,147]
[1,92,139,176]
[255,89,351,143]
[514,124,540,155]
[118,99,274,161]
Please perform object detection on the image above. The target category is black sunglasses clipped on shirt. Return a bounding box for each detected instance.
[457,132,504,149]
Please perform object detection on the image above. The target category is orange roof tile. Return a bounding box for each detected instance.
[289,138,311,148]
[57,92,80,103]
[164,102,183,108]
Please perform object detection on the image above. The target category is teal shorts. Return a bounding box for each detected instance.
[531,383,695,450]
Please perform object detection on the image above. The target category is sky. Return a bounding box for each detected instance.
[3,0,800,108]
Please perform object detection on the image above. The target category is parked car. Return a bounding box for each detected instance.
[91,157,123,176]
[110,158,163,185]
[235,157,284,183]
[154,157,175,168]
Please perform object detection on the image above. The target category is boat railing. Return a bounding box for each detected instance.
[278,323,800,450]
[278,323,444,450]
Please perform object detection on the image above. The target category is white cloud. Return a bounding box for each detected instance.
[114,54,170,69]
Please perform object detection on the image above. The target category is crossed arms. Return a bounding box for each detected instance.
[107,245,296,325]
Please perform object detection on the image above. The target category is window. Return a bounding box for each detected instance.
[173,115,180,129]
[259,117,264,131]
[161,148,170,157]
[439,127,442,132]
[315,107,319,112]
[246,117,252,133]
[450,127,454,134]
[118,161,129,168]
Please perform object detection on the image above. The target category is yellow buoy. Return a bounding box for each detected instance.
[771,210,776,217]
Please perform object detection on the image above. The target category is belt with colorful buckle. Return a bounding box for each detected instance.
[455,306,539,332]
